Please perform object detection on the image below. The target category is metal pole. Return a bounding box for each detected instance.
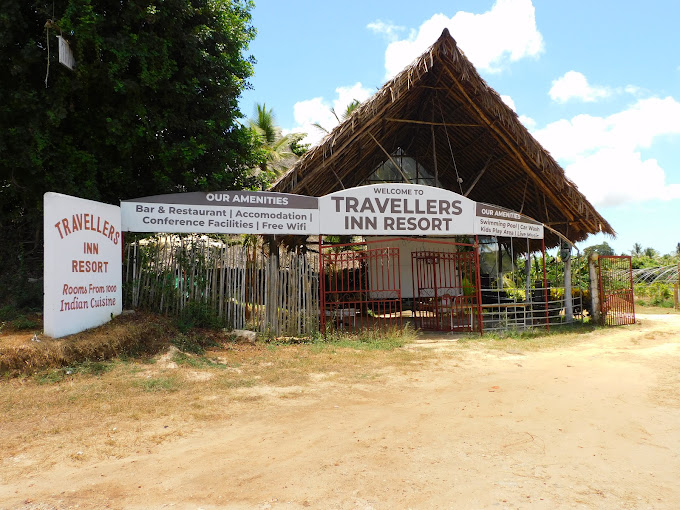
[628,255,636,324]
[525,239,531,327]
[564,247,573,323]
[542,238,549,331]
[318,237,325,335]
[475,235,484,335]
[411,251,417,329]
[396,248,403,331]
[433,258,440,330]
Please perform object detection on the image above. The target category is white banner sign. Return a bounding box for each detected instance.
[44,193,122,338]
[121,191,319,235]
[319,184,476,236]
[473,203,544,239]
[119,186,543,239]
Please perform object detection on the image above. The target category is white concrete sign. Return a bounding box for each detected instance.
[121,191,318,235]
[44,193,122,338]
[473,203,544,239]
[319,184,476,236]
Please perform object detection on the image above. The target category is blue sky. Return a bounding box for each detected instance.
[240,0,680,256]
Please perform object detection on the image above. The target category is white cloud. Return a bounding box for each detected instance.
[383,0,544,79]
[533,96,680,206]
[367,20,407,42]
[548,71,645,103]
[500,95,516,111]
[624,85,643,96]
[519,115,537,130]
[500,94,538,130]
[566,149,680,206]
[289,82,373,146]
[549,71,611,103]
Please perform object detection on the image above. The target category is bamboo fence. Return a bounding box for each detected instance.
[123,235,320,337]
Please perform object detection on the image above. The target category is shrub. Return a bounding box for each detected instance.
[176,302,225,333]
[9,315,40,330]
[635,282,674,308]
[171,332,207,354]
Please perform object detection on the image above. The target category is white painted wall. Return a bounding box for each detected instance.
[365,237,461,299]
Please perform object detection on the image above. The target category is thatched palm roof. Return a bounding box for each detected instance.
[272,29,614,248]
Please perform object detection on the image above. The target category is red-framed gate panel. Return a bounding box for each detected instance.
[598,255,635,326]
[411,250,482,332]
[320,244,402,333]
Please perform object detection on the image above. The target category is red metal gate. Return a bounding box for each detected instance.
[598,255,635,326]
[412,250,482,332]
[320,243,402,333]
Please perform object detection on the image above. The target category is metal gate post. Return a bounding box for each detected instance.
[542,238,549,332]
[319,237,325,335]
[677,263,680,311]
[628,256,636,325]
[432,258,440,330]
[474,236,484,335]
[411,253,417,327]
[397,249,403,331]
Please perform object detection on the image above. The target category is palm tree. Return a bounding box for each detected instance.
[249,103,306,184]
[312,99,362,135]
[632,243,643,256]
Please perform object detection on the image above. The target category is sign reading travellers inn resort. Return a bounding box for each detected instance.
[44,185,543,337]
[44,193,122,338]
[120,185,543,239]
[319,184,476,236]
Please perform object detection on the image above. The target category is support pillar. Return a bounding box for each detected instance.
[542,239,549,331]
[564,251,573,323]
[588,253,601,324]
[524,254,531,326]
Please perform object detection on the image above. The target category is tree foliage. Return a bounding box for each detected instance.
[631,245,680,269]
[0,0,262,307]
[312,98,361,135]
[582,242,616,258]
[248,103,305,184]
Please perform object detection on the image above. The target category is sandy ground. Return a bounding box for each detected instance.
[2,313,680,510]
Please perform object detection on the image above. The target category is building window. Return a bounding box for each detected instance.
[363,148,437,186]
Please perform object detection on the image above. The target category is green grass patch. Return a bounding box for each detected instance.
[33,360,115,384]
[482,321,597,340]
[34,369,68,385]
[170,331,220,354]
[307,325,415,351]
[171,351,226,369]
[218,377,258,389]
[457,321,599,351]
[634,305,679,314]
[135,376,179,392]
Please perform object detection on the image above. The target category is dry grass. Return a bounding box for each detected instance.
[0,311,611,484]
[0,312,171,375]
[0,319,431,482]
[635,306,680,315]
[454,321,605,353]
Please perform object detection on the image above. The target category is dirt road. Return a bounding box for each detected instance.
[2,313,680,509]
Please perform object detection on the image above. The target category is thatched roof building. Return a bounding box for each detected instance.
[272,29,614,248]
